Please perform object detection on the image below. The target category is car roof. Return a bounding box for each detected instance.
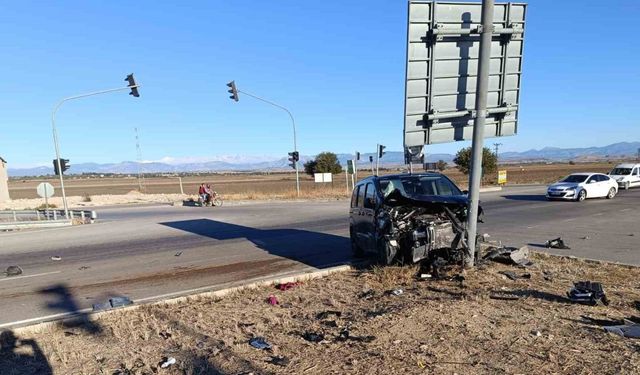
[614,163,638,168]
[354,172,446,186]
[569,172,598,176]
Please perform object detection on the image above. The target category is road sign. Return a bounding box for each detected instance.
[347,160,354,174]
[314,173,333,183]
[404,1,526,153]
[37,182,55,198]
[498,170,507,184]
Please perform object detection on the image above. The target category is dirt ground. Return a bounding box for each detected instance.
[2,253,639,375]
[7,162,618,200]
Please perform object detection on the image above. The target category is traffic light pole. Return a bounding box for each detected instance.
[236,90,300,197]
[52,84,141,218]
[465,0,494,268]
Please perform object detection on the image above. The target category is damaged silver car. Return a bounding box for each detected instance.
[349,173,481,265]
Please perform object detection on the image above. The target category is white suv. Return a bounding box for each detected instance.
[609,163,640,190]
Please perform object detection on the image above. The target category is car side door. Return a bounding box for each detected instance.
[632,167,640,186]
[351,184,366,248]
[361,182,377,252]
[595,175,610,196]
[584,175,600,197]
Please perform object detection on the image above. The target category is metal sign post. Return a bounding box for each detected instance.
[465,0,494,268]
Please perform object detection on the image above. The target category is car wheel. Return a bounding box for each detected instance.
[606,187,616,199]
[576,189,587,202]
[350,228,364,257]
[625,182,630,190]
[377,236,397,265]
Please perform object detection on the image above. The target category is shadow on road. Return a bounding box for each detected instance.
[501,194,550,202]
[0,330,53,375]
[160,218,351,269]
[39,284,102,335]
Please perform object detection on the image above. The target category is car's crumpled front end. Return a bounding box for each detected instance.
[377,190,473,264]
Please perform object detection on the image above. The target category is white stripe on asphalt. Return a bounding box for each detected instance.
[0,271,61,282]
[0,308,92,329]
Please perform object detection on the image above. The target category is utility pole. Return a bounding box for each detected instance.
[52,74,141,218]
[227,81,300,196]
[464,0,494,268]
[135,127,145,192]
[493,142,502,166]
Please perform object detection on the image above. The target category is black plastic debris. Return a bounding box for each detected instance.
[316,311,342,320]
[546,237,570,249]
[358,290,375,300]
[567,281,609,306]
[92,301,111,312]
[174,251,183,257]
[336,329,376,343]
[249,337,271,350]
[302,332,324,343]
[489,293,520,301]
[110,296,133,308]
[268,355,290,367]
[499,271,531,281]
[483,246,533,267]
[5,266,23,277]
[543,270,554,282]
[604,320,640,338]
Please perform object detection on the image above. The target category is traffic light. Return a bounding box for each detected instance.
[369,155,373,163]
[227,81,239,102]
[125,74,140,97]
[53,158,70,175]
[355,151,361,161]
[288,151,299,169]
[378,144,386,159]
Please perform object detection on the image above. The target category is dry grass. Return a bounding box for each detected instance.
[3,253,639,375]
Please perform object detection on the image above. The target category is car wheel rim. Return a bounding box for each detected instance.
[609,188,615,198]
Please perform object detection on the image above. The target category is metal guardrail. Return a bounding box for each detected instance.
[0,209,97,230]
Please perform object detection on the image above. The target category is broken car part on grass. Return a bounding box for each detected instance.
[568,281,610,306]
[546,237,570,249]
[483,245,533,267]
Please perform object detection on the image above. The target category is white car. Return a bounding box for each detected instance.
[609,163,640,190]
[546,173,618,202]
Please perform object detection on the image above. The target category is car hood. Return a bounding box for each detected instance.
[383,189,469,208]
[609,174,629,180]
[549,182,581,189]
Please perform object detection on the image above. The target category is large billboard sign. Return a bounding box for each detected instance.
[404,1,526,156]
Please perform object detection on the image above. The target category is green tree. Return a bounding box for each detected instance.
[453,147,497,176]
[436,160,448,172]
[303,160,318,176]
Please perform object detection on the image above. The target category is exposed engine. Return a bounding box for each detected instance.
[378,190,471,264]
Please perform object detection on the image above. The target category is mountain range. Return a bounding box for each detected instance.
[7,142,640,177]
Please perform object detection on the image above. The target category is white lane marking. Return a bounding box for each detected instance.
[0,271,61,282]
[594,213,604,216]
[621,208,632,212]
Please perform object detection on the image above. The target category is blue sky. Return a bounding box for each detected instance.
[1,1,638,167]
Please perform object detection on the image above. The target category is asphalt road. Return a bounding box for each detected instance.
[1,185,639,327]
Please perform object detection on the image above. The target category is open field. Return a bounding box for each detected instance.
[7,162,619,201]
[2,253,639,374]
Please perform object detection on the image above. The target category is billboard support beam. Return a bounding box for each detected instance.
[465,0,494,268]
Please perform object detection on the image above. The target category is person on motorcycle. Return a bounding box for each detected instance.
[198,183,208,204]
[205,184,214,204]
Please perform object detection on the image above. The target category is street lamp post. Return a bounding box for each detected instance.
[52,76,141,218]
[226,82,300,196]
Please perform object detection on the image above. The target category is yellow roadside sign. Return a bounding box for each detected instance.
[498,170,507,185]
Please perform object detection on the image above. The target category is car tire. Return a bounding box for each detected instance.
[350,228,364,258]
[376,237,397,266]
[606,187,616,199]
[576,189,587,202]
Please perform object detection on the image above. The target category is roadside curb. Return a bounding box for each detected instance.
[6,264,354,335]
[479,186,503,193]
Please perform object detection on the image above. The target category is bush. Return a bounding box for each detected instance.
[36,203,57,210]
[453,147,497,177]
[82,194,92,202]
[436,160,448,172]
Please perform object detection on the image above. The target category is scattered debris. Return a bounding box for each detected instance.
[543,270,554,282]
[531,330,542,337]
[92,296,133,311]
[581,236,590,240]
[160,357,176,368]
[358,290,375,300]
[276,282,301,291]
[483,246,533,267]
[316,311,342,320]
[546,237,570,249]
[249,337,271,350]
[499,271,531,281]
[604,321,640,339]
[50,256,62,261]
[389,289,404,296]
[78,266,90,271]
[174,251,183,257]
[267,295,279,306]
[336,329,376,343]
[417,273,432,280]
[110,296,133,308]
[5,266,23,277]
[302,332,325,343]
[489,293,520,301]
[268,355,290,367]
[63,331,79,337]
[482,233,491,242]
[567,281,609,306]
[159,331,172,340]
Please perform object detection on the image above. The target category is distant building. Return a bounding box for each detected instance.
[0,157,9,202]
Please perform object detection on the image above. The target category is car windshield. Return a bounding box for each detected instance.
[379,175,462,198]
[560,175,588,183]
[610,168,632,175]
